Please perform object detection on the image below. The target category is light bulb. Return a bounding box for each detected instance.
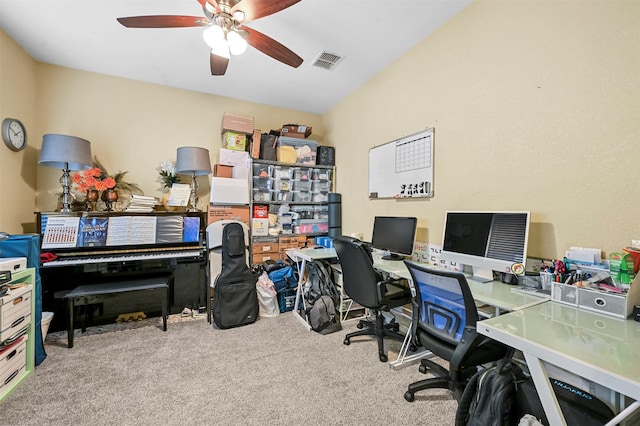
[211,38,230,59]
[203,24,224,48]
[227,30,248,56]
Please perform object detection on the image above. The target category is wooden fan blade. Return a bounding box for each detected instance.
[244,26,302,68]
[232,0,301,23]
[117,16,209,28]
[210,52,229,75]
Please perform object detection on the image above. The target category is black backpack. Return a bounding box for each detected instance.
[456,359,616,426]
[303,261,341,334]
[212,223,258,329]
[455,359,523,426]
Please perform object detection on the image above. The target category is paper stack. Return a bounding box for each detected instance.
[126,194,159,212]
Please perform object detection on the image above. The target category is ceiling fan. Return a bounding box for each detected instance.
[117,0,303,76]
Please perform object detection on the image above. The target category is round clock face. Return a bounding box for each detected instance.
[2,118,27,151]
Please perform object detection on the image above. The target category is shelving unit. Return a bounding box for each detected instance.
[0,268,35,403]
[250,159,334,264]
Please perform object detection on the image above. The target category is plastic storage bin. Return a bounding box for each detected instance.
[293,168,311,180]
[312,192,329,202]
[252,163,272,178]
[274,179,291,191]
[292,180,312,191]
[272,190,292,201]
[312,168,331,181]
[272,166,292,180]
[292,191,312,202]
[253,188,272,201]
[252,177,273,190]
[312,181,331,192]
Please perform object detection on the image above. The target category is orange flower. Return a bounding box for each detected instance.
[72,167,116,192]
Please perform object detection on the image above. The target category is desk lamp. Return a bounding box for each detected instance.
[38,134,92,213]
[175,146,211,212]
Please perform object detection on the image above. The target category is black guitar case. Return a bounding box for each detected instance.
[212,223,259,329]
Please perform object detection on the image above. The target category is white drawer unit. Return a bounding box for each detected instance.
[0,285,32,342]
[0,335,28,393]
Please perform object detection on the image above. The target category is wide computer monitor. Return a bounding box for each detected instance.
[441,211,530,282]
[371,216,417,261]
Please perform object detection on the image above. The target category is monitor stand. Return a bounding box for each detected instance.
[381,253,405,261]
[470,267,494,283]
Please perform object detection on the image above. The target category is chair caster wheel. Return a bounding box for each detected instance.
[379,353,388,362]
[409,344,417,352]
[343,338,350,345]
[392,323,400,332]
[356,323,364,329]
[404,391,415,402]
[419,365,428,374]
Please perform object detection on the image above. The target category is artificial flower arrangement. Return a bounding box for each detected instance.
[157,159,181,191]
[72,156,142,194]
[72,167,116,192]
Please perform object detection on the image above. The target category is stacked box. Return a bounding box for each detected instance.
[222,112,254,134]
[280,125,312,139]
[252,240,279,264]
[222,131,247,151]
[276,137,317,165]
[279,235,306,260]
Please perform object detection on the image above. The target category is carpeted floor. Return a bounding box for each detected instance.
[2,312,458,425]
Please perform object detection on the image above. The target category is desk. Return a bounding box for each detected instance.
[288,248,338,328]
[287,248,549,366]
[477,301,640,425]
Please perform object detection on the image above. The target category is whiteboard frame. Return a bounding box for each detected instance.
[368,128,434,199]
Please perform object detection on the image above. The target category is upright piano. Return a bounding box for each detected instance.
[37,211,206,332]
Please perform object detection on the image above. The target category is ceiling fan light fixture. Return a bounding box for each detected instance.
[227,30,248,56]
[203,24,224,48]
[210,40,230,59]
[232,10,245,23]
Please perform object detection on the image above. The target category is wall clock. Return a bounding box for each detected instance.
[2,118,27,152]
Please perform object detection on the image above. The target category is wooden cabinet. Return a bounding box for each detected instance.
[0,268,35,403]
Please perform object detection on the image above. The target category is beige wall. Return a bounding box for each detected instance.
[324,0,640,259]
[0,30,38,234]
[34,66,323,214]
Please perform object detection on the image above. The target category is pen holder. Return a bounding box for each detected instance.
[539,272,554,291]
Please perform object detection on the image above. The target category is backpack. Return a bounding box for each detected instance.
[304,261,341,334]
[455,359,524,426]
[266,261,298,293]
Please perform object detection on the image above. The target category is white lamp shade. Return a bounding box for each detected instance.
[176,146,212,176]
[227,30,248,56]
[39,134,92,170]
[203,24,224,48]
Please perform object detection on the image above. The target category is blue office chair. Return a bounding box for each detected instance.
[402,261,509,402]
[333,236,412,362]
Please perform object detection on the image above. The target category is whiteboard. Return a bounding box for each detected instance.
[368,128,434,199]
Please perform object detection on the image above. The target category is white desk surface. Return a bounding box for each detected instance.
[286,248,548,313]
[477,301,640,425]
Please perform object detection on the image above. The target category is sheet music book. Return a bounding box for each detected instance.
[106,216,157,246]
[77,217,109,247]
[42,216,80,249]
[183,216,200,243]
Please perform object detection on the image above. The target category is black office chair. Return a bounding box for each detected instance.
[333,236,412,362]
[402,261,510,402]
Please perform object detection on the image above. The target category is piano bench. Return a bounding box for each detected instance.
[62,277,170,348]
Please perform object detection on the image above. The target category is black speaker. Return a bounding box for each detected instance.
[317,146,335,166]
[328,192,341,238]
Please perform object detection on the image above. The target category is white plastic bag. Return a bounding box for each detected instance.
[256,272,279,317]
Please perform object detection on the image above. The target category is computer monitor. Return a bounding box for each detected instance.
[371,216,417,261]
[441,211,530,282]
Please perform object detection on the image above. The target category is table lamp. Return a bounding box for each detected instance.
[38,134,92,213]
[175,146,212,212]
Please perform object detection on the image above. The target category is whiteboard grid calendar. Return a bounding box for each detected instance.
[395,134,432,173]
[369,128,434,199]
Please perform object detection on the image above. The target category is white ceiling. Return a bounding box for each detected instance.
[0,0,472,114]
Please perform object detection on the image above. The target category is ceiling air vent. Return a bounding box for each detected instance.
[312,51,343,70]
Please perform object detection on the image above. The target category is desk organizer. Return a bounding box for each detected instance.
[552,278,640,319]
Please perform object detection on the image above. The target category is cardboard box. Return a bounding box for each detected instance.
[276,136,317,165]
[280,125,312,138]
[222,112,254,134]
[253,253,278,264]
[207,205,250,226]
[219,148,250,179]
[222,131,247,151]
[210,177,249,205]
[253,205,268,218]
[252,241,279,254]
[213,164,233,178]
[252,218,269,236]
[250,130,261,159]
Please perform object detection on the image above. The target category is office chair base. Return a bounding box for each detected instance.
[343,315,406,362]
